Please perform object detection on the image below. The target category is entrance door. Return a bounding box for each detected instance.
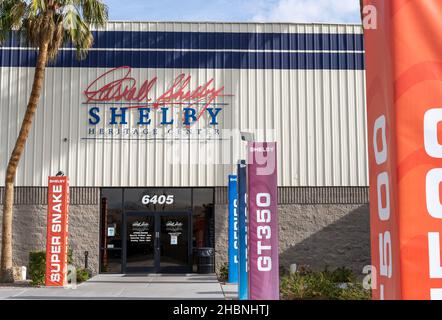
[123,212,191,273]
[159,213,192,273]
[124,213,157,273]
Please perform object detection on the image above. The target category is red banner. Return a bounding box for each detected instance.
[247,142,279,300]
[45,177,70,287]
[364,0,442,299]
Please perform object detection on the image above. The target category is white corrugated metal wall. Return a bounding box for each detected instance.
[0,22,367,187]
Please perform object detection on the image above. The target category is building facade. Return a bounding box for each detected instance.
[0,22,370,275]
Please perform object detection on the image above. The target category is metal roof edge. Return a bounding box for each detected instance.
[103,20,363,27]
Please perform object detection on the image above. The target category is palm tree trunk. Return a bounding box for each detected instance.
[360,0,364,20]
[1,42,49,283]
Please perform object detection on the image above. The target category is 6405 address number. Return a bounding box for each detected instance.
[142,195,174,205]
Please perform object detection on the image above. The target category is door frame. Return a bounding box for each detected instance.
[122,211,192,274]
[158,211,193,274]
[123,212,158,273]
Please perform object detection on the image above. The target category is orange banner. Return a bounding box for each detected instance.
[45,177,70,287]
[364,0,442,300]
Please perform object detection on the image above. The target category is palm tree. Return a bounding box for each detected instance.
[0,0,108,283]
[360,0,364,20]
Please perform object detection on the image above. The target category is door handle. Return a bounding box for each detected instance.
[156,232,160,238]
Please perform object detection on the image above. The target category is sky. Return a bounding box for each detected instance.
[104,0,361,24]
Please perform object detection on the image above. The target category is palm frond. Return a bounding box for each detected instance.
[0,0,27,43]
[80,0,108,27]
[1,0,108,61]
[63,9,94,59]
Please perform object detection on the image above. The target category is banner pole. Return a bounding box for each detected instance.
[45,176,70,287]
[237,160,249,300]
[228,175,239,284]
[247,142,280,300]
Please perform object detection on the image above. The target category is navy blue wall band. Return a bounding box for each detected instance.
[0,49,365,70]
[4,30,364,51]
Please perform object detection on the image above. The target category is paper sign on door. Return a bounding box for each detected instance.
[170,234,178,245]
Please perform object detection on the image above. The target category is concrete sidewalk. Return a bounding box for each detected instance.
[0,274,226,300]
[221,283,239,300]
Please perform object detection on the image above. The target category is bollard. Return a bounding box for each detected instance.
[84,251,89,269]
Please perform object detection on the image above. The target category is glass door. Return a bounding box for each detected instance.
[124,212,192,273]
[124,213,157,273]
[159,213,192,273]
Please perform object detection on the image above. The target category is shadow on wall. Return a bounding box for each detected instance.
[0,204,100,275]
[1,205,48,268]
[214,204,229,272]
[279,204,371,277]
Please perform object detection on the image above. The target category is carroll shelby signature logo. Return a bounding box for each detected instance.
[166,221,183,232]
[133,221,150,230]
[166,221,183,227]
[84,66,231,121]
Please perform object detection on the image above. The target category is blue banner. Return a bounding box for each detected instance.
[228,175,239,284]
[237,161,248,300]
